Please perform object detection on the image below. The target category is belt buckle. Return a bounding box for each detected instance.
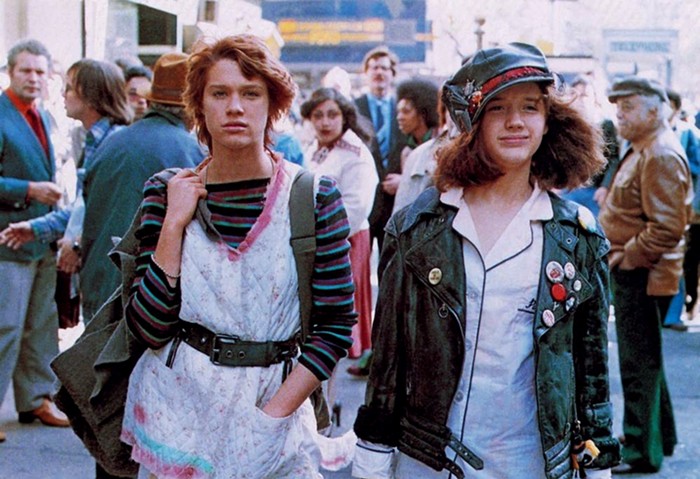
[210,334,241,365]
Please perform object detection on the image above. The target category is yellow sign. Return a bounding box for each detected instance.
[278,19,385,45]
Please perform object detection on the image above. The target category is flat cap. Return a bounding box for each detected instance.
[607,76,668,103]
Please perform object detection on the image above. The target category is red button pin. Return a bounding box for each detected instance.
[551,283,567,302]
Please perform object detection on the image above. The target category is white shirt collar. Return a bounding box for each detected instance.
[440,184,553,268]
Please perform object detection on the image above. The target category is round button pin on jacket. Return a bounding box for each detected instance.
[551,283,567,302]
[564,262,576,279]
[428,268,442,285]
[543,309,556,327]
[545,261,565,283]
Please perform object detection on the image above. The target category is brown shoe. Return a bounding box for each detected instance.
[18,398,69,427]
[0,430,5,442]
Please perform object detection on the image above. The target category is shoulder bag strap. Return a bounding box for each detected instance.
[289,168,317,343]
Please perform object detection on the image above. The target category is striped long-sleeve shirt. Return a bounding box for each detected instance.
[124,174,357,380]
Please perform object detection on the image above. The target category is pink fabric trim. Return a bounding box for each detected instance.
[335,137,361,156]
[225,155,286,261]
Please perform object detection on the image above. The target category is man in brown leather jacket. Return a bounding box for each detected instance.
[599,76,692,474]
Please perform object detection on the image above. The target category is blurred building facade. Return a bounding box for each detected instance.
[0,0,698,108]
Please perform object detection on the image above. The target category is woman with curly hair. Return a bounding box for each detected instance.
[120,35,357,478]
[395,78,440,168]
[353,43,620,478]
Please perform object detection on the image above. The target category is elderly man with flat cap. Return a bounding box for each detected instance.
[599,76,692,474]
[80,52,206,328]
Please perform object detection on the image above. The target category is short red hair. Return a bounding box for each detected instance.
[184,34,297,151]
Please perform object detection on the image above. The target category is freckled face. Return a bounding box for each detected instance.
[202,59,270,156]
[479,82,548,174]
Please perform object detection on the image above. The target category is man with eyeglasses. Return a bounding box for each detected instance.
[354,46,407,255]
[351,46,408,377]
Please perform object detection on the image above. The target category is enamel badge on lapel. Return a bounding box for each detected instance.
[542,309,556,327]
[565,294,577,312]
[564,262,576,279]
[551,283,567,302]
[573,279,582,292]
[577,206,597,233]
[545,261,565,283]
[428,268,442,285]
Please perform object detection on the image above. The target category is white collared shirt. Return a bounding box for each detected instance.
[412,184,553,478]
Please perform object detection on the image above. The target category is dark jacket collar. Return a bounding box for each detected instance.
[398,186,605,239]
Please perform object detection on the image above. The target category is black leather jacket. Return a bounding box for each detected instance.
[354,187,620,479]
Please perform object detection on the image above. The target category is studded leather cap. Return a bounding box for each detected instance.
[443,42,554,133]
[607,76,668,103]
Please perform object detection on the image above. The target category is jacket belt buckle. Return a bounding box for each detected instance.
[210,334,242,365]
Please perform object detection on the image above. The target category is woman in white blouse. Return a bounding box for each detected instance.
[301,87,378,362]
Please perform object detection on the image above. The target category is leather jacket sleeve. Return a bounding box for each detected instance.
[354,212,405,446]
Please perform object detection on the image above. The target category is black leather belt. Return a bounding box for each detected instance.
[165,320,299,370]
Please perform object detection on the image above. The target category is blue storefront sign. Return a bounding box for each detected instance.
[262,0,427,65]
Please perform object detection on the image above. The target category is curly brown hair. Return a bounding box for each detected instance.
[434,84,606,191]
[184,34,297,151]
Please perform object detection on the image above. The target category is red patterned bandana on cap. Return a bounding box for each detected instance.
[468,66,548,115]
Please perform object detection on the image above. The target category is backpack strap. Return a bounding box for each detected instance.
[289,168,317,343]
[289,169,331,431]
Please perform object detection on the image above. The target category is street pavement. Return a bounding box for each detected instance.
[1,315,698,478]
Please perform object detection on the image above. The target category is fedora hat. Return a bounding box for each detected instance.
[142,52,189,106]
[443,42,554,133]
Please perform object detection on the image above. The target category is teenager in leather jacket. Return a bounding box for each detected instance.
[352,43,621,479]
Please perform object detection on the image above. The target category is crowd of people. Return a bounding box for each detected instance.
[0,32,698,478]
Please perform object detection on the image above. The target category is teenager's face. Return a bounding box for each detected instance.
[202,59,269,156]
[9,51,49,104]
[479,82,548,173]
[310,99,344,147]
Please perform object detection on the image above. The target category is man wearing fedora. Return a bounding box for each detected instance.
[80,52,206,326]
[599,76,692,474]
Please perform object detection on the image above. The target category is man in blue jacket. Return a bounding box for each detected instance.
[80,52,206,321]
[0,39,68,442]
